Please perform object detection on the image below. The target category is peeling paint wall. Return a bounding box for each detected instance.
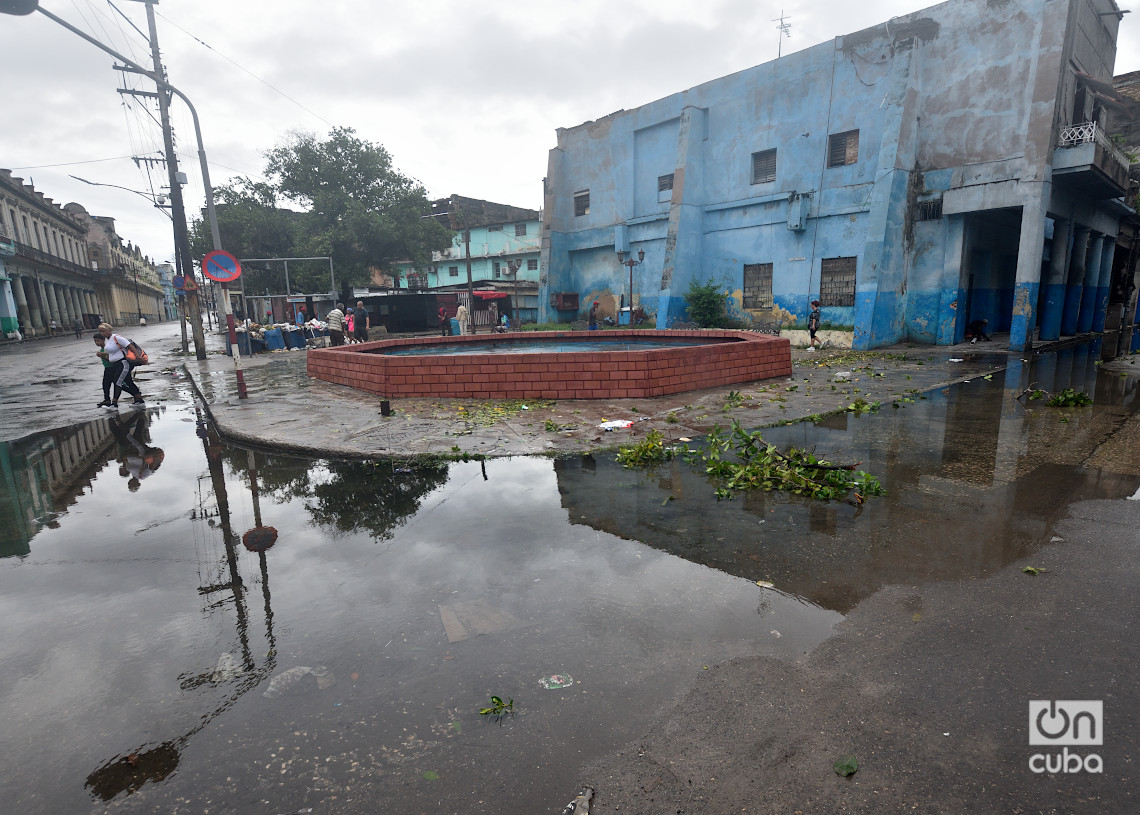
[541,0,1124,346]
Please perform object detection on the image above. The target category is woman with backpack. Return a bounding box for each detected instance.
[96,323,145,408]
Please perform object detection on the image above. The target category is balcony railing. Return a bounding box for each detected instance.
[12,240,97,278]
[1059,121,1131,172]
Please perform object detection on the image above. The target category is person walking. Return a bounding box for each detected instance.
[93,334,116,408]
[326,302,346,347]
[48,318,59,337]
[73,318,84,339]
[97,322,144,408]
[807,300,822,351]
[456,303,469,335]
[344,309,355,344]
[353,301,370,343]
[588,300,600,331]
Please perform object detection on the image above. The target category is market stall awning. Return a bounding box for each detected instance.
[471,290,509,299]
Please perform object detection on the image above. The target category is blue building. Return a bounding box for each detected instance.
[540,0,1132,350]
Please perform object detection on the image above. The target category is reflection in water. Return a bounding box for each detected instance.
[0,408,166,556]
[555,347,1140,613]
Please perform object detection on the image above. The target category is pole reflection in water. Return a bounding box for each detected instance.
[85,415,277,801]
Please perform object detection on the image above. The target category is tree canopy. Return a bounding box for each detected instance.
[191,127,451,295]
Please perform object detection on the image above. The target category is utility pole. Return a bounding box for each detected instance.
[126,0,206,360]
[450,196,475,333]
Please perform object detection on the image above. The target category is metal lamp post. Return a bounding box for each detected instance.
[617,249,645,326]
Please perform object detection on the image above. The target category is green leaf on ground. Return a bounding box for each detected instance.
[423,770,440,780]
[1022,566,1045,575]
[833,755,859,777]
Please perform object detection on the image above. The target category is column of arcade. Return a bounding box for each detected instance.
[1037,220,1115,343]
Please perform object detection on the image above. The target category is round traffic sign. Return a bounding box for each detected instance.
[202,250,242,283]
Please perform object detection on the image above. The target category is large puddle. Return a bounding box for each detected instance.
[0,344,1137,813]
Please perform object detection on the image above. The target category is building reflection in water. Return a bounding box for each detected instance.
[554,346,1140,614]
[0,409,166,557]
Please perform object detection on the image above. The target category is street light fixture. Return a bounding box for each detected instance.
[70,175,171,219]
[617,248,645,326]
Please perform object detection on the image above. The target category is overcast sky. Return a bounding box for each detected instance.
[2,0,1137,266]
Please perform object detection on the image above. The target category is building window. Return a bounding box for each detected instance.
[915,199,943,221]
[449,266,459,277]
[742,263,774,309]
[32,222,42,250]
[461,230,470,242]
[574,191,590,217]
[827,130,859,168]
[493,261,502,278]
[527,258,538,271]
[820,257,857,307]
[515,223,527,237]
[751,149,777,184]
[657,173,674,203]
[488,224,502,232]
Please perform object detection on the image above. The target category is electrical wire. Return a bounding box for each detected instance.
[155,8,334,128]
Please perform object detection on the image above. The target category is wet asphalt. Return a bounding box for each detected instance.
[2,322,1139,813]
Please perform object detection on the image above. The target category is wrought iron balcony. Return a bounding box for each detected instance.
[1053,121,1131,198]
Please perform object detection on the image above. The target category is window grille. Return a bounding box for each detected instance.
[820,257,857,306]
[915,199,943,221]
[658,174,674,192]
[515,223,527,237]
[743,263,774,308]
[493,261,501,278]
[527,258,538,271]
[574,191,590,217]
[751,149,777,184]
[449,266,459,277]
[827,130,859,168]
[488,225,502,232]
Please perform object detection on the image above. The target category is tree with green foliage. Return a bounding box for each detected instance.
[683,277,730,327]
[191,126,452,294]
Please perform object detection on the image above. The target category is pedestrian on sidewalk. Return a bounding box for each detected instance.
[73,318,84,338]
[438,305,449,336]
[807,300,821,351]
[326,302,346,346]
[49,318,58,337]
[353,301,370,343]
[97,323,144,408]
[456,303,469,335]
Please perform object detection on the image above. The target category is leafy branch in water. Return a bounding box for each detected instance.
[615,429,676,468]
[479,695,514,723]
[1019,386,1092,408]
[618,421,885,504]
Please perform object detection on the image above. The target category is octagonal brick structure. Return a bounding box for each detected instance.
[307,330,792,400]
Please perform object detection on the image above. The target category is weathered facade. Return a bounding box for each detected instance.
[0,171,102,337]
[540,0,1131,351]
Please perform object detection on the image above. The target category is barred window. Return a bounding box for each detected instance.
[751,149,777,184]
[449,266,459,277]
[657,174,673,192]
[574,191,590,217]
[827,130,859,168]
[743,263,774,309]
[820,257,857,306]
[527,258,538,271]
[488,225,502,232]
[515,223,527,237]
[493,261,502,278]
[915,199,943,221]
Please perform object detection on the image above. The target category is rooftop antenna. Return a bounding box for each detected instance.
[774,10,792,58]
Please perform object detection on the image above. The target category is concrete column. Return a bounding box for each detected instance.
[1090,236,1116,333]
[61,285,77,324]
[1076,233,1103,333]
[25,278,44,333]
[1038,217,1070,341]
[1009,189,1048,352]
[68,288,83,326]
[11,275,31,332]
[1060,228,1089,336]
[42,280,61,326]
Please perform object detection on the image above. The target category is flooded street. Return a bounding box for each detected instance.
[1,344,1137,813]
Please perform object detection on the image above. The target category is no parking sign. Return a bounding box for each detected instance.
[201,250,242,283]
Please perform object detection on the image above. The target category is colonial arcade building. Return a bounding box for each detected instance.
[0,170,165,339]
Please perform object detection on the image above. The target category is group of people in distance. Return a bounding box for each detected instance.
[436,302,507,336]
[323,301,370,347]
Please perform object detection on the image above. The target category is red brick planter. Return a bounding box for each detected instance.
[307,330,792,400]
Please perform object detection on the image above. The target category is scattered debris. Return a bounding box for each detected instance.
[833,755,859,777]
[539,673,575,689]
[598,420,634,430]
[1022,566,1046,576]
[262,666,335,699]
[210,652,242,683]
[560,785,595,815]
